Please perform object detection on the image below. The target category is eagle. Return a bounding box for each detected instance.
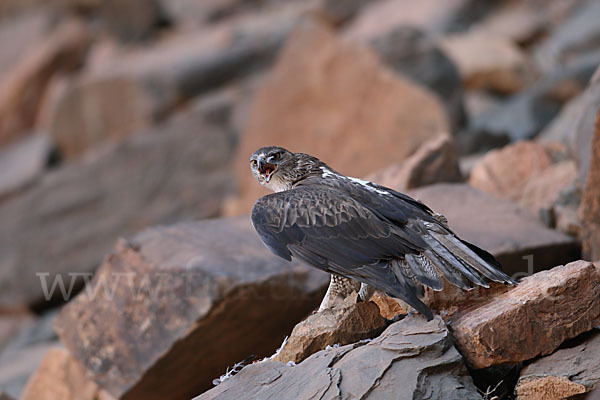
[249,146,517,320]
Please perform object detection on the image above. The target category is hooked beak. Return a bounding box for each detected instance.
[258,160,277,183]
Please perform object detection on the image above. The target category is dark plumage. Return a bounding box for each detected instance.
[249,146,517,320]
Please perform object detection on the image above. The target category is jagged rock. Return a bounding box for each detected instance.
[0,18,90,147]
[232,21,449,215]
[449,260,600,369]
[367,26,464,129]
[366,135,462,191]
[541,65,600,183]
[54,217,328,400]
[439,30,535,94]
[516,329,600,399]
[534,0,600,72]
[20,348,116,400]
[0,133,50,200]
[464,53,600,153]
[579,109,600,260]
[273,296,386,364]
[196,315,482,400]
[469,141,552,200]
[0,102,234,309]
[408,183,579,277]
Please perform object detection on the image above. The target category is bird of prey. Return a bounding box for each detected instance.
[250,146,517,320]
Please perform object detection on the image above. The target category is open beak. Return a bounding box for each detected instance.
[258,161,277,183]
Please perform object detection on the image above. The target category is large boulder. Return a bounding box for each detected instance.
[54,217,328,400]
[449,260,600,369]
[407,183,580,276]
[0,101,235,310]
[196,315,482,400]
[232,21,449,215]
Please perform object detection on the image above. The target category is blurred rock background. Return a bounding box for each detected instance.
[0,0,599,399]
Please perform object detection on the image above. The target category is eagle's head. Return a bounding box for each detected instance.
[250,146,298,192]
[251,146,327,192]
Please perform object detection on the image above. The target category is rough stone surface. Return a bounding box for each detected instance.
[20,348,116,400]
[366,135,462,191]
[273,297,386,364]
[233,21,449,215]
[0,18,90,147]
[516,329,600,399]
[440,30,534,94]
[469,141,552,200]
[0,103,235,309]
[0,133,50,200]
[449,260,600,369]
[408,184,580,277]
[54,217,328,400]
[579,109,600,260]
[196,315,482,400]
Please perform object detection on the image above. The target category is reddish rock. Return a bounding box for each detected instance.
[0,103,235,309]
[408,184,579,276]
[233,21,449,215]
[468,141,552,200]
[273,296,386,364]
[370,291,406,319]
[516,329,600,399]
[0,18,90,147]
[54,217,328,400]
[20,348,116,400]
[579,109,600,260]
[197,315,481,400]
[449,260,600,369]
[439,30,535,94]
[365,135,462,191]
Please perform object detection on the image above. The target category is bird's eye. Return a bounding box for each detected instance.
[268,152,280,162]
[250,159,258,167]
